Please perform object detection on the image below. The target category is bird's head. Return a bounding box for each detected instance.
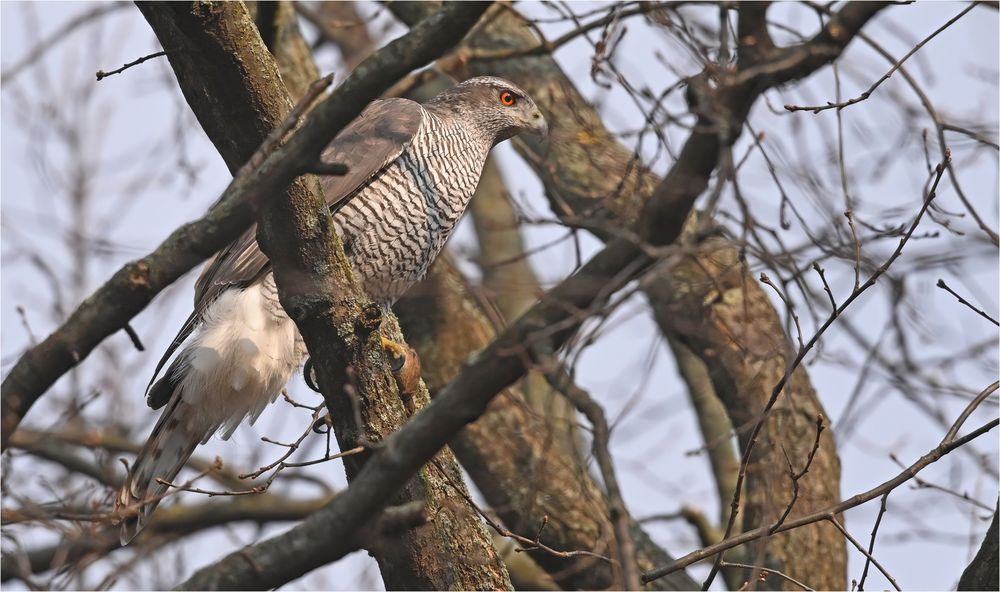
[426,76,548,145]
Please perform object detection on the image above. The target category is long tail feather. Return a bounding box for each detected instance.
[116,392,208,545]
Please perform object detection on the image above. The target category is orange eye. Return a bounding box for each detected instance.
[500,91,516,106]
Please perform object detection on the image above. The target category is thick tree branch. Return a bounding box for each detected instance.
[177,501,427,590]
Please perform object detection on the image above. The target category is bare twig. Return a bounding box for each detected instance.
[827,516,900,591]
[95,50,169,81]
[784,3,975,113]
[122,322,145,351]
[857,493,890,590]
[644,380,999,583]
[721,560,814,591]
[888,453,996,511]
[770,416,825,532]
[936,279,999,326]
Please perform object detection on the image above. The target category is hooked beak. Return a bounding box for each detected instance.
[529,110,548,137]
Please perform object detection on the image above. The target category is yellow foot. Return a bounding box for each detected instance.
[380,336,409,371]
[380,336,422,413]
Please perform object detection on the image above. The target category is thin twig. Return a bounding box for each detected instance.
[644,379,998,584]
[784,3,975,113]
[936,279,999,326]
[15,306,37,346]
[759,272,805,349]
[811,262,837,310]
[857,493,889,590]
[770,416,825,532]
[827,516,900,591]
[122,323,145,351]
[721,560,815,591]
[888,452,996,511]
[95,50,169,81]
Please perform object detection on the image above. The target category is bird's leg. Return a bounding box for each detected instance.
[380,335,422,415]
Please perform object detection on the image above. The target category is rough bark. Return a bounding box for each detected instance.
[958,502,999,591]
[245,0,320,101]
[397,254,699,591]
[646,226,845,589]
[137,2,509,589]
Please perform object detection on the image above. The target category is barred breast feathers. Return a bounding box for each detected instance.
[333,107,492,304]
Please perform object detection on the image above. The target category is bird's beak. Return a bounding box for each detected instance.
[529,110,548,137]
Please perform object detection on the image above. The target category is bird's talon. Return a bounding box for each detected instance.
[312,413,333,433]
[303,358,321,392]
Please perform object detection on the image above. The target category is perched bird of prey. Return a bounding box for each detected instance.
[117,76,547,544]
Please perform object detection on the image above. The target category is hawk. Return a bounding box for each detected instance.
[117,76,547,543]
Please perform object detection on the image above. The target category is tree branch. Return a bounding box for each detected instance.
[0,495,330,583]
[176,501,427,590]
